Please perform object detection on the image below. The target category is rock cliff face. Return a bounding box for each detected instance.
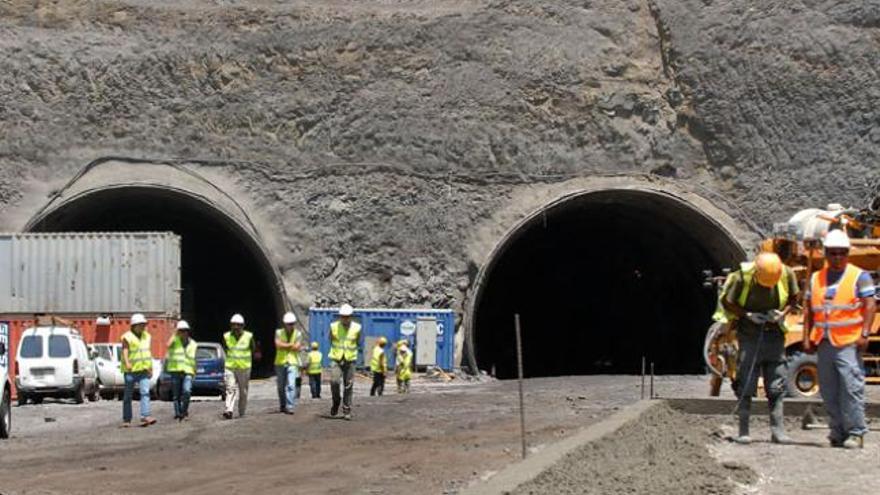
[0,1,877,351]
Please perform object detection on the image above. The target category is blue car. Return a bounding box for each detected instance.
[158,342,226,401]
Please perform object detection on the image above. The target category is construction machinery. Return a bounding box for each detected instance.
[705,195,880,398]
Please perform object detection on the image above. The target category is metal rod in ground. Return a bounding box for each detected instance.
[515,313,527,459]
[640,356,646,400]
[650,362,655,399]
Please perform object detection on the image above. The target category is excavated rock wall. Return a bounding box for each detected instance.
[0,0,877,325]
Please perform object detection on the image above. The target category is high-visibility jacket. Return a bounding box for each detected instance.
[307,350,323,375]
[274,328,302,367]
[810,264,866,347]
[166,336,197,375]
[396,348,412,381]
[121,330,152,373]
[712,261,791,330]
[370,346,387,373]
[224,330,253,370]
[328,321,361,362]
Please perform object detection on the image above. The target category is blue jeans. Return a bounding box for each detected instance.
[123,372,151,422]
[275,365,299,411]
[171,373,193,418]
[308,373,322,398]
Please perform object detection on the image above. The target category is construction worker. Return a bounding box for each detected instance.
[328,304,362,420]
[804,230,876,448]
[306,342,323,398]
[720,252,798,444]
[396,340,413,394]
[222,314,255,419]
[369,337,388,396]
[121,313,156,427]
[274,312,303,414]
[165,320,197,422]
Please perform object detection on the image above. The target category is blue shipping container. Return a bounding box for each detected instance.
[308,308,455,371]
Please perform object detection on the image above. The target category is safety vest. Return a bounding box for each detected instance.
[396,348,412,381]
[307,350,323,374]
[166,336,197,375]
[328,321,361,362]
[712,262,790,329]
[810,264,866,347]
[370,346,387,373]
[274,328,302,367]
[224,331,253,370]
[121,330,152,373]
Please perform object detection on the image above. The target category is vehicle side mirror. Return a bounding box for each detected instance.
[90,350,98,360]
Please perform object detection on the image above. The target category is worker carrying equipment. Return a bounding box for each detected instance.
[306,342,323,399]
[720,252,798,445]
[370,337,388,397]
[805,229,876,448]
[328,304,362,420]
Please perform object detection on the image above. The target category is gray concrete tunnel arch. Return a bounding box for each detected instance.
[466,187,749,379]
[25,168,290,376]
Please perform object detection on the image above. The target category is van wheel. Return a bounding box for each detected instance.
[73,384,85,404]
[0,389,11,439]
[786,352,820,398]
[87,388,99,402]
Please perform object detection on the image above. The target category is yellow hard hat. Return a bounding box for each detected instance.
[397,339,408,348]
[755,252,783,288]
[311,341,319,350]
[378,336,387,345]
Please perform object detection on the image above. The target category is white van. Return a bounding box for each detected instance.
[15,326,99,405]
[1,321,11,438]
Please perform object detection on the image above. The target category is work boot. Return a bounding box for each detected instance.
[768,394,788,444]
[770,433,792,445]
[329,406,339,417]
[733,435,752,445]
[735,413,751,445]
[342,413,352,421]
[222,411,233,420]
[842,436,865,449]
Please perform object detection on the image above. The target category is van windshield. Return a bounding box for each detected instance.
[48,335,71,358]
[20,335,43,358]
[196,346,219,360]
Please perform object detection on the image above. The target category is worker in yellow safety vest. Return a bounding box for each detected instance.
[274,312,303,414]
[369,337,388,396]
[121,313,156,427]
[327,304,362,420]
[165,320,197,422]
[306,342,323,399]
[396,340,413,394]
[222,313,255,419]
[804,230,877,448]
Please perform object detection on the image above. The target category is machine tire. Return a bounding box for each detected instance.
[786,352,820,398]
[87,387,99,402]
[0,389,10,439]
[73,383,85,404]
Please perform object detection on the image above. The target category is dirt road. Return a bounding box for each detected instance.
[0,375,666,494]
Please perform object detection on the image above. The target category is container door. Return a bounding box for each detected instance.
[415,317,438,367]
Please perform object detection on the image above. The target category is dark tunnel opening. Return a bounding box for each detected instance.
[29,187,284,376]
[473,190,744,379]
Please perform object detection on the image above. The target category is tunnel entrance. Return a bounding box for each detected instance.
[472,189,745,379]
[28,186,285,376]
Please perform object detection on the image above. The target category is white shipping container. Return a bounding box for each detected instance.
[0,232,181,315]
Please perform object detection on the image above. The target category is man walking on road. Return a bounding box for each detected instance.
[223,314,255,419]
[165,320,197,422]
[805,230,876,448]
[306,342,323,399]
[721,252,798,444]
[328,304,362,420]
[121,313,157,427]
[275,312,303,414]
[396,340,413,394]
[370,337,388,396]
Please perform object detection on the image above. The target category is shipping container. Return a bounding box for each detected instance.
[0,232,181,315]
[308,308,455,371]
[1,315,176,400]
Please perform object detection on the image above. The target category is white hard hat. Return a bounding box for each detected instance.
[338,304,354,316]
[824,229,851,249]
[230,314,245,325]
[283,312,297,324]
[176,320,191,331]
[95,316,111,326]
[131,313,147,326]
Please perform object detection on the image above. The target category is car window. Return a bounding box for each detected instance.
[48,335,72,358]
[95,346,113,361]
[114,346,122,361]
[19,335,43,358]
[196,346,219,360]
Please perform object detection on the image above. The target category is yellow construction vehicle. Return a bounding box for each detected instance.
[705,202,880,398]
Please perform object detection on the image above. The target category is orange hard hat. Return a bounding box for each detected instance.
[755,252,783,288]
